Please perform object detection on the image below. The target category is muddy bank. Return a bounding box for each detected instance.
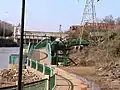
[60,66,120,90]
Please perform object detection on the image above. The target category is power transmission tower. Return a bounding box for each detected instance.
[79,0,99,44]
[81,0,96,25]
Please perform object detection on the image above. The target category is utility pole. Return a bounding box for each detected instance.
[59,24,62,39]
[17,0,26,90]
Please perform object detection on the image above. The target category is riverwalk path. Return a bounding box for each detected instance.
[39,48,88,90]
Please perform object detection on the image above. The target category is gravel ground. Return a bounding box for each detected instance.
[0,69,42,87]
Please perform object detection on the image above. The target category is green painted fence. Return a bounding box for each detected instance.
[34,39,51,49]
[46,43,52,63]
[38,63,43,72]
[31,60,36,69]
[0,86,16,90]
[66,38,89,47]
[61,56,68,66]
[9,54,27,64]
[9,55,16,64]
[0,79,47,90]
[45,65,51,75]
[23,44,28,49]
[23,79,47,90]
[8,48,56,90]
[28,59,30,66]
[50,74,55,90]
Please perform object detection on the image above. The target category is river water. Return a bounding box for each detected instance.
[0,47,19,69]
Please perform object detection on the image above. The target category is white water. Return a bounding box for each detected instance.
[0,47,19,68]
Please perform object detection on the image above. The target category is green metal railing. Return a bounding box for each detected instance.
[9,55,16,64]
[61,56,68,66]
[9,54,27,64]
[50,74,55,90]
[66,38,89,47]
[28,58,55,90]
[8,41,56,90]
[31,60,36,69]
[34,39,51,49]
[45,66,51,75]
[0,79,47,90]
[38,63,43,72]
[0,86,17,90]
[46,43,52,62]
[8,56,56,90]
[28,59,30,66]
[23,44,28,49]
[23,79,47,90]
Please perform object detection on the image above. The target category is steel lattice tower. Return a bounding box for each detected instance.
[81,0,96,25]
[79,0,99,43]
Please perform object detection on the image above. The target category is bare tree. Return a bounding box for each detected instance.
[103,15,115,25]
[116,17,120,25]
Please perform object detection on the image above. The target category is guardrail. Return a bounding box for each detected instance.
[0,78,48,90]
[34,39,51,49]
[66,38,89,47]
[27,58,53,76]
[9,54,27,64]
[7,54,55,90]
[8,40,57,90]
[46,43,52,63]
[7,50,56,90]
[27,57,56,90]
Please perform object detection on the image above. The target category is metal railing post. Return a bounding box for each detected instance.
[45,75,50,90]
[36,60,38,70]
[30,59,32,68]
[43,63,45,74]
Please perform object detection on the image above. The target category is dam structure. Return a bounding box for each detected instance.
[13,25,68,44]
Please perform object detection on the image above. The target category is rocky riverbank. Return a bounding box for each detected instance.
[0,69,42,87]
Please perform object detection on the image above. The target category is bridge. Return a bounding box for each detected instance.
[5,42,88,90]
[13,26,68,44]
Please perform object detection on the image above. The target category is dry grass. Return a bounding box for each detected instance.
[67,31,120,90]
